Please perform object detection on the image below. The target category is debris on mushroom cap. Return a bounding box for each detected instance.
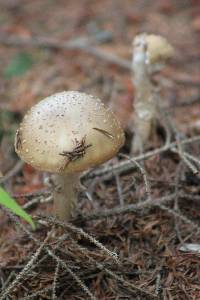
[15,91,125,173]
[133,33,174,65]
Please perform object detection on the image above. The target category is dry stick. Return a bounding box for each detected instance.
[0,31,112,49]
[85,193,200,234]
[2,33,200,91]
[120,153,152,201]
[13,188,50,199]
[182,151,200,168]
[167,115,194,179]
[155,273,161,296]
[169,75,200,88]
[173,94,200,107]
[70,239,156,299]
[114,172,124,206]
[45,249,98,300]
[165,116,199,174]
[84,194,176,220]
[172,148,199,174]
[180,193,200,202]
[102,267,156,299]
[10,214,118,299]
[9,215,97,300]
[22,195,52,210]
[155,204,200,232]
[173,163,184,244]
[82,46,130,69]
[1,271,16,292]
[43,216,119,264]
[174,131,199,174]
[0,161,24,184]
[21,287,52,300]
[0,33,130,69]
[84,135,200,179]
[52,261,60,300]
[0,230,51,300]
[13,189,52,210]
[84,183,200,220]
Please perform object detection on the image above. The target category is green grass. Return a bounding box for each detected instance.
[0,187,35,229]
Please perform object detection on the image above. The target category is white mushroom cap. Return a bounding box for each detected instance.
[133,33,174,70]
[15,91,125,173]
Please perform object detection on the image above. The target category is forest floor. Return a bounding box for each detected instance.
[0,0,200,299]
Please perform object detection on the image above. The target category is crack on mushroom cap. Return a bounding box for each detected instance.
[15,91,125,173]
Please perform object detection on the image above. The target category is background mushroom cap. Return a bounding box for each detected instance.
[15,91,125,173]
[133,33,174,65]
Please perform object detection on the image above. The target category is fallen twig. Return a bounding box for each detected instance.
[9,214,98,300]
[0,31,112,50]
[0,161,24,185]
[114,171,124,206]
[40,216,119,264]
[120,153,152,201]
[0,230,52,300]
[0,33,130,69]
[172,94,200,107]
[155,204,200,231]
[83,193,175,220]
[52,261,60,300]
[84,135,200,179]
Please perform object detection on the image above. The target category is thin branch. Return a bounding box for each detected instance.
[173,163,184,243]
[174,131,198,174]
[0,231,51,300]
[182,151,200,168]
[114,172,124,206]
[21,287,51,300]
[0,31,112,50]
[52,261,60,300]
[102,267,156,299]
[69,239,156,299]
[0,161,24,184]
[8,214,97,300]
[155,204,200,232]
[84,135,200,179]
[22,195,52,210]
[83,194,176,220]
[120,153,152,201]
[172,148,199,174]
[0,33,130,69]
[41,216,119,264]
[46,250,98,300]
[173,94,200,107]
[13,188,50,199]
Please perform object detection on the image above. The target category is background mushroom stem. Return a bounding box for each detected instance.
[131,38,157,154]
[131,34,174,155]
[53,173,80,220]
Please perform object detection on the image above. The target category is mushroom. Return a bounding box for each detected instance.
[143,34,174,72]
[15,91,125,220]
[131,33,174,154]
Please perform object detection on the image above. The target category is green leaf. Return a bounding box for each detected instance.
[0,187,35,229]
[4,52,34,78]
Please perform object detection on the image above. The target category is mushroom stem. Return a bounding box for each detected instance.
[131,38,157,154]
[53,173,80,220]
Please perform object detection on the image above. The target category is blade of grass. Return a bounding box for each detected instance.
[0,187,35,229]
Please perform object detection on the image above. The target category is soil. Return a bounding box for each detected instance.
[0,1,200,299]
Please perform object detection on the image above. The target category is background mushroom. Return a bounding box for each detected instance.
[15,91,125,220]
[131,33,174,154]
